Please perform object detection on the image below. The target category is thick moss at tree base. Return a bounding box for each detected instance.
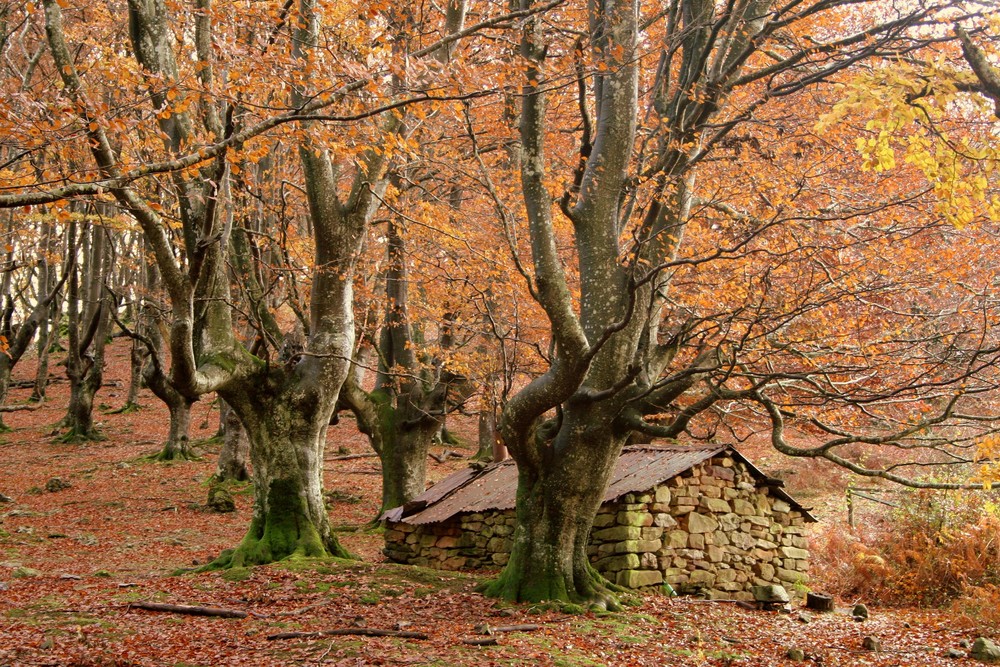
[205,478,351,568]
[151,438,199,462]
[479,548,624,611]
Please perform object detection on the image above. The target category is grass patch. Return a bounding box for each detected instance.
[221,567,252,582]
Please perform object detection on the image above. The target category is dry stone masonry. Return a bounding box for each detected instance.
[384,449,813,599]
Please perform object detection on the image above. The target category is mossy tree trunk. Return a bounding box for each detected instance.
[485,402,629,607]
[215,382,350,565]
[145,366,197,460]
[343,384,443,512]
[340,217,471,513]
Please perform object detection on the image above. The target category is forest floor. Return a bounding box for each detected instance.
[0,340,994,666]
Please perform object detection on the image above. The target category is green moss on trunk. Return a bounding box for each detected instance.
[205,478,350,569]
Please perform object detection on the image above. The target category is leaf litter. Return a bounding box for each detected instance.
[0,341,988,665]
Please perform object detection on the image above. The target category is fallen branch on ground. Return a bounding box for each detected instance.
[129,602,248,618]
[429,449,465,463]
[462,637,499,646]
[0,401,43,413]
[476,624,542,634]
[266,628,429,641]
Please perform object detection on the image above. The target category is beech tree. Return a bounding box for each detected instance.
[477,0,996,606]
[0,0,541,566]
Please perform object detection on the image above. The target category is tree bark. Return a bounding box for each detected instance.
[211,389,350,565]
[483,410,625,608]
[62,219,113,441]
[216,399,250,482]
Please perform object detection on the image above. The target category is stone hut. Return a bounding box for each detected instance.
[382,444,815,600]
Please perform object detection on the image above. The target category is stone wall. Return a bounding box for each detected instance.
[588,454,810,600]
[383,510,515,570]
[383,454,810,599]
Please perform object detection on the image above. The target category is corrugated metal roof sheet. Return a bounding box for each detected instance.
[385,443,815,525]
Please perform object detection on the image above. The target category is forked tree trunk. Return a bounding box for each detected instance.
[144,364,197,460]
[62,221,112,441]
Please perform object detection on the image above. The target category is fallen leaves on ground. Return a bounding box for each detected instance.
[0,342,989,665]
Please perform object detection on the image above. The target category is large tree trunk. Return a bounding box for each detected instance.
[378,402,439,511]
[212,390,350,566]
[483,414,625,608]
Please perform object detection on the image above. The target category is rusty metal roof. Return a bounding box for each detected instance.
[382,443,816,525]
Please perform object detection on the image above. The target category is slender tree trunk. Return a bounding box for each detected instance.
[62,220,113,441]
[0,355,12,432]
[122,335,144,410]
[216,399,250,481]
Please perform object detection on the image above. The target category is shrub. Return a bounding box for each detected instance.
[812,489,1000,614]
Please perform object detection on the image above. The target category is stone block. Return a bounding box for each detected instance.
[687,512,719,534]
[780,546,809,560]
[617,511,650,527]
[599,553,641,572]
[593,525,642,541]
[689,569,716,585]
[702,485,722,499]
[710,465,735,481]
[640,552,657,569]
[776,568,809,584]
[437,536,459,549]
[755,563,775,580]
[597,543,617,558]
[492,553,509,566]
[653,513,677,528]
[617,569,664,588]
[700,497,732,513]
[655,486,672,503]
[441,557,466,570]
[636,539,661,553]
[688,533,705,550]
[731,532,756,551]
[641,526,664,540]
[772,499,791,513]
[733,499,756,516]
[615,540,640,554]
[707,546,725,563]
[718,514,740,532]
[592,513,616,528]
[665,530,688,548]
[715,569,737,584]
